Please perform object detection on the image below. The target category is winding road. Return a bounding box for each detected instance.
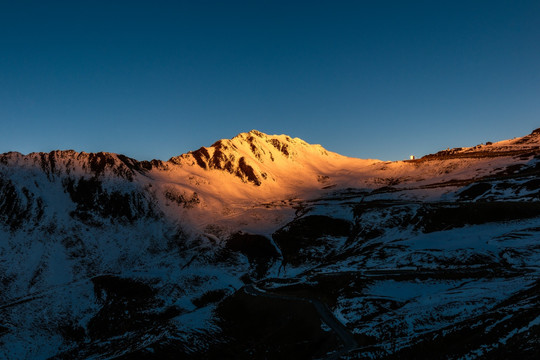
[244,284,358,360]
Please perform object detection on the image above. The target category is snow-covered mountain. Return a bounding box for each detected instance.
[1,129,540,359]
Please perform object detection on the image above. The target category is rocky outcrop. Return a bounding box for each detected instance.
[169,130,315,185]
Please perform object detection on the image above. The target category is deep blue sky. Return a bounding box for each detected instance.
[1,1,539,161]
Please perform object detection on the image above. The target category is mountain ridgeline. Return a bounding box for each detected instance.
[1,129,540,359]
[169,130,329,186]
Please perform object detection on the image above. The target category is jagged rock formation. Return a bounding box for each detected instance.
[169,130,331,186]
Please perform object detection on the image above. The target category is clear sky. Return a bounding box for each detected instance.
[1,1,539,161]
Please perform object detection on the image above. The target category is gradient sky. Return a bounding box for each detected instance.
[1,1,539,161]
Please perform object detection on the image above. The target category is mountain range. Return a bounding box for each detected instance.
[1,128,540,359]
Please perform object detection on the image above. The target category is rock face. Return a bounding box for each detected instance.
[169,130,330,186]
[1,129,540,359]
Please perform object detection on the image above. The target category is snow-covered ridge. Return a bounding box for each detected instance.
[168,130,342,186]
[0,150,157,181]
[0,130,361,186]
[420,128,540,160]
[2,128,540,211]
[3,127,540,177]
[2,128,540,359]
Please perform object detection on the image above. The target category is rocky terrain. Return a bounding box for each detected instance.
[1,129,540,359]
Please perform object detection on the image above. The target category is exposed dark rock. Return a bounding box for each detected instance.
[226,232,279,278]
[521,178,540,191]
[116,154,149,177]
[273,215,352,266]
[236,157,260,186]
[413,202,540,233]
[0,177,34,230]
[177,141,263,185]
[164,189,200,208]
[87,152,117,176]
[458,182,492,200]
[269,138,290,156]
[191,147,210,169]
[63,176,155,223]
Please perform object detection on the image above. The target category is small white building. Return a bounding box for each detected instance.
[410,155,415,160]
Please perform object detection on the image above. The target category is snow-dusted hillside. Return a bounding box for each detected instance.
[1,129,540,359]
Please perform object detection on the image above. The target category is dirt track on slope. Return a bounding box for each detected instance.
[244,284,358,359]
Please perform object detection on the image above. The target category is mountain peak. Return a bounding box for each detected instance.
[169,130,332,186]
